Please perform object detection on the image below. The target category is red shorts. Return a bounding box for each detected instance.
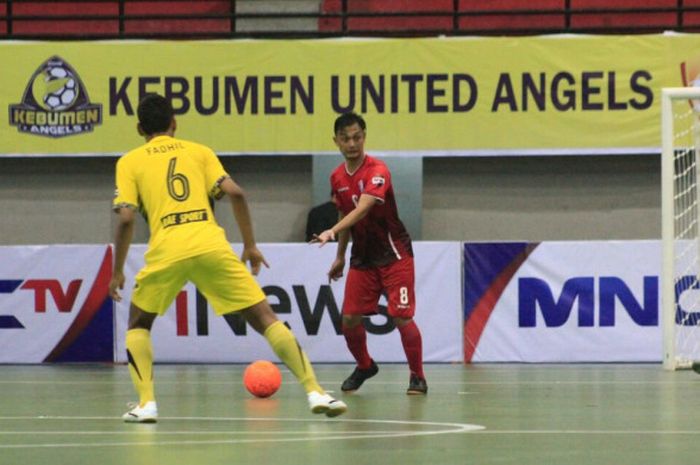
[342,257,415,318]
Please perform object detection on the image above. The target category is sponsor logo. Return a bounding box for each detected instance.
[161,209,208,229]
[518,276,658,327]
[173,285,395,337]
[371,175,385,186]
[9,56,103,138]
[0,278,83,328]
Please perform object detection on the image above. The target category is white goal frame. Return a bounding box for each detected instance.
[661,87,700,370]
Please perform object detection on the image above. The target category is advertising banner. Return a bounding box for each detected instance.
[2,35,700,156]
[0,245,113,363]
[464,241,662,362]
[114,242,463,363]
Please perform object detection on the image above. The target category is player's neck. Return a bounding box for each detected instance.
[145,130,174,142]
[344,153,366,173]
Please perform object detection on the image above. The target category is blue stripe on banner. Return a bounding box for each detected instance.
[0,316,24,328]
[0,280,22,293]
[463,242,531,319]
[50,297,113,362]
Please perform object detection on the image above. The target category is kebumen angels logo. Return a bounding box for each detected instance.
[9,56,102,138]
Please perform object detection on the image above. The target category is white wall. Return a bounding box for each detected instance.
[0,154,660,245]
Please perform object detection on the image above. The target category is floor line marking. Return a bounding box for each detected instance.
[0,416,484,449]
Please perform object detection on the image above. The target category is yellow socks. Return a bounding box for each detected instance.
[264,321,323,394]
[125,328,155,406]
[126,322,321,402]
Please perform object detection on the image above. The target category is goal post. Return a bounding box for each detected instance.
[661,87,700,370]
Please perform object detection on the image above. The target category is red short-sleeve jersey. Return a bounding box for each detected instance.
[330,154,413,268]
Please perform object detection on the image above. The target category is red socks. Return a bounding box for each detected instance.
[343,319,424,379]
[398,320,424,379]
[342,323,373,369]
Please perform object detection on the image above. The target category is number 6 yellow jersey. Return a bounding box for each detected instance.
[113,135,231,266]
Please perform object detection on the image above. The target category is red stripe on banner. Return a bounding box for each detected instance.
[44,246,112,362]
[176,291,188,336]
[464,244,537,363]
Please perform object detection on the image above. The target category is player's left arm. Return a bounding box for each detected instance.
[203,148,269,275]
[219,176,269,275]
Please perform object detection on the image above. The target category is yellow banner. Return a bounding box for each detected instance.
[1,35,698,156]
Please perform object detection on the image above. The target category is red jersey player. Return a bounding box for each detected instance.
[311,112,427,395]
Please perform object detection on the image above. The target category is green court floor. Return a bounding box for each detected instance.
[0,363,698,465]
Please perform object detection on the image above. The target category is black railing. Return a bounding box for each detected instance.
[0,0,699,40]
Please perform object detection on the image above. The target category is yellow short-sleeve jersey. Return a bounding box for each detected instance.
[113,135,231,265]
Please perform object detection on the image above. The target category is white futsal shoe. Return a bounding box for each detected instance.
[122,401,158,423]
[307,391,347,417]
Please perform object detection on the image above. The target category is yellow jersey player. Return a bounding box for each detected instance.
[109,93,346,423]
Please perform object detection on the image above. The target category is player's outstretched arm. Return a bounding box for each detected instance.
[310,194,377,247]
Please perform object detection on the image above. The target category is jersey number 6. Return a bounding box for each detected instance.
[167,157,190,201]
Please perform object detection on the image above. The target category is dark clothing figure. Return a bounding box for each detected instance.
[305,201,338,242]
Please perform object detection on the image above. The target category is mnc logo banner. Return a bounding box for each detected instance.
[464,241,662,362]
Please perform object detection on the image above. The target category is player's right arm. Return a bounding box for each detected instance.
[219,176,269,276]
[312,194,377,245]
[110,206,136,301]
[110,156,138,301]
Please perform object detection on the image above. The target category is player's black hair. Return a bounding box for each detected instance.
[334,112,366,134]
[137,93,174,135]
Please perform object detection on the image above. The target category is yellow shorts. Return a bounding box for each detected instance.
[131,248,266,316]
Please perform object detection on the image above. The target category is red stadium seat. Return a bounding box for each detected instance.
[1,1,231,37]
[320,0,454,33]
[570,0,677,31]
[319,0,693,34]
[457,0,565,34]
[9,1,119,37]
[123,1,231,36]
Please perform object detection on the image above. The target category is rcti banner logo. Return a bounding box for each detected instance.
[0,245,113,363]
[8,56,103,138]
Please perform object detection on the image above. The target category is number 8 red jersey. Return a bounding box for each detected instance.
[330,154,413,269]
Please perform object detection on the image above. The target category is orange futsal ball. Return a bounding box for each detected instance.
[243,360,282,398]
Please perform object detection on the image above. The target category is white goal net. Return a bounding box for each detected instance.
[662,87,700,370]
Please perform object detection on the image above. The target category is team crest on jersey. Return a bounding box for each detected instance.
[371,176,385,186]
[9,56,103,138]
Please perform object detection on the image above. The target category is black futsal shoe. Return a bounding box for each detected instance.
[341,360,379,392]
[406,374,428,395]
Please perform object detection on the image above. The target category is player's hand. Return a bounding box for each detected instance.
[310,229,335,247]
[328,257,345,283]
[242,246,270,276]
[109,271,125,302]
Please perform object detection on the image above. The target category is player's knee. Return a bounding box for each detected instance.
[128,304,156,330]
[241,300,278,334]
[342,315,362,328]
[393,316,413,327]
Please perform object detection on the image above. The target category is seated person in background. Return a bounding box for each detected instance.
[305,197,338,242]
